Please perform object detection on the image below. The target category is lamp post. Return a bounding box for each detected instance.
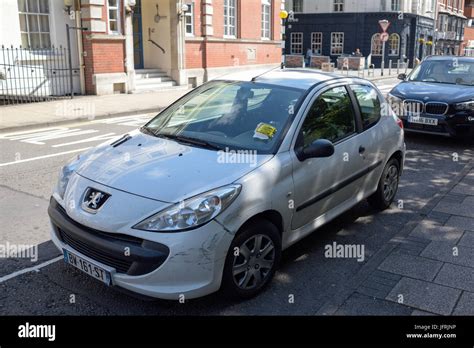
[426,9,437,55]
[280,10,289,69]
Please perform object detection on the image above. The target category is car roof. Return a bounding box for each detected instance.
[424,55,474,62]
[214,68,356,91]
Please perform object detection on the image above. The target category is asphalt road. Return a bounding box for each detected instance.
[0,78,473,315]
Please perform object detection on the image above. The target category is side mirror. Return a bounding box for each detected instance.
[300,139,335,160]
[398,73,407,80]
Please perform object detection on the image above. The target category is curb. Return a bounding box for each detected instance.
[0,107,163,133]
[315,157,474,315]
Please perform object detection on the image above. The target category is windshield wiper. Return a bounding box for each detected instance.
[159,133,223,151]
[140,125,158,137]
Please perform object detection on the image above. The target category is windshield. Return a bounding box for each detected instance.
[408,59,474,86]
[142,81,304,154]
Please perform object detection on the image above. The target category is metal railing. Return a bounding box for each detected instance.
[0,45,77,105]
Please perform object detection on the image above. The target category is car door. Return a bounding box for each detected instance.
[290,84,368,231]
[348,84,386,197]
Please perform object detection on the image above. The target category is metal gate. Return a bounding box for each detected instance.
[0,45,79,105]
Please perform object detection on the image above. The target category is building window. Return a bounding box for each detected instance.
[334,0,344,12]
[261,0,271,39]
[293,0,303,12]
[311,32,323,54]
[185,3,194,36]
[224,0,237,38]
[389,33,400,55]
[331,32,344,55]
[107,0,121,34]
[18,0,51,48]
[290,32,303,54]
[371,33,382,56]
[391,0,401,11]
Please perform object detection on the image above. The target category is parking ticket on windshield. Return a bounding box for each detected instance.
[254,123,277,140]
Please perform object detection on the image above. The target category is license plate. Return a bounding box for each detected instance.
[63,249,111,285]
[408,116,438,126]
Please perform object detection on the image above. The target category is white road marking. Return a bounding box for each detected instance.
[94,114,152,127]
[0,256,63,284]
[0,147,91,167]
[52,132,117,148]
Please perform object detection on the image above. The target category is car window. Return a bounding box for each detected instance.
[350,85,381,130]
[145,81,304,154]
[408,60,474,86]
[299,86,356,147]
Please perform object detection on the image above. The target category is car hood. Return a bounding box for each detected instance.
[75,130,273,203]
[391,81,474,103]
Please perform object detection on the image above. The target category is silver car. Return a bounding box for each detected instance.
[49,69,406,300]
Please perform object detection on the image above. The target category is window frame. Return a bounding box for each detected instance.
[295,84,358,151]
[290,32,304,54]
[261,0,271,40]
[388,33,400,56]
[107,0,121,35]
[184,2,194,37]
[311,32,323,54]
[224,0,237,39]
[348,84,382,131]
[391,0,401,11]
[333,0,344,12]
[18,0,52,49]
[330,32,344,56]
[293,0,303,13]
[371,33,383,56]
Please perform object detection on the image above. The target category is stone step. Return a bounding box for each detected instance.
[135,69,166,74]
[130,84,189,94]
[135,81,176,89]
[135,72,169,79]
[135,76,173,84]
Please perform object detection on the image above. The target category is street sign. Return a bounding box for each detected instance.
[380,32,389,42]
[379,20,390,33]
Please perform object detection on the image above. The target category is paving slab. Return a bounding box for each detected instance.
[409,220,464,243]
[420,241,474,268]
[451,181,474,196]
[444,216,474,231]
[458,231,474,248]
[386,277,461,316]
[433,196,474,219]
[335,293,413,316]
[378,252,443,281]
[452,292,474,315]
[434,263,474,292]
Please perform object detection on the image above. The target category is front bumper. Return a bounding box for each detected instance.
[400,112,474,138]
[48,197,232,300]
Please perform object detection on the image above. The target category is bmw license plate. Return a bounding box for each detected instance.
[408,116,438,126]
[63,249,111,285]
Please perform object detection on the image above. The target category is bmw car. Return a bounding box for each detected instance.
[48,69,405,300]
[388,56,474,139]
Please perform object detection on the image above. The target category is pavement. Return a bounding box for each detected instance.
[0,68,407,132]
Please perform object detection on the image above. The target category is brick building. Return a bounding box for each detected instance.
[1,0,284,98]
[434,0,467,55]
[462,0,474,55]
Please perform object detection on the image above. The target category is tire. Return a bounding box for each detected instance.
[221,219,281,299]
[367,158,400,210]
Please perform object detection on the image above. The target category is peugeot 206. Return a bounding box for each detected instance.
[48,69,405,300]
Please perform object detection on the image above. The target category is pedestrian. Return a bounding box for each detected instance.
[305,48,312,67]
[353,48,363,57]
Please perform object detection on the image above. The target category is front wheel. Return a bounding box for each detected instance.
[221,219,281,299]
[367,158,400,210]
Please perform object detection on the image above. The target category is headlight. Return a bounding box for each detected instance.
[133,185,242,232]
[56,155,81,199]
[455,101,474,111]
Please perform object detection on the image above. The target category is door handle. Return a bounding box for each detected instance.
[359,146,366,154]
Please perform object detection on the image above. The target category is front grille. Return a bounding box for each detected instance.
[59,228,132,273]
[425,102,449,115]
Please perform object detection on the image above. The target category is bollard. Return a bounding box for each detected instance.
[389,60,392,76]
[397,59,400,75]
[405,60,409,74]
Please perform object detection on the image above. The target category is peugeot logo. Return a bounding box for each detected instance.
[81,188,110,214]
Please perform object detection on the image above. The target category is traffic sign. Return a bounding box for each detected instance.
[379,20,390,33]
[380,32,389,42]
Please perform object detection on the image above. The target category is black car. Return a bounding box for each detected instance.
[388,56,474,139]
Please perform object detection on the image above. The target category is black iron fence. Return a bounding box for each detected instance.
[0,45,79,105]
